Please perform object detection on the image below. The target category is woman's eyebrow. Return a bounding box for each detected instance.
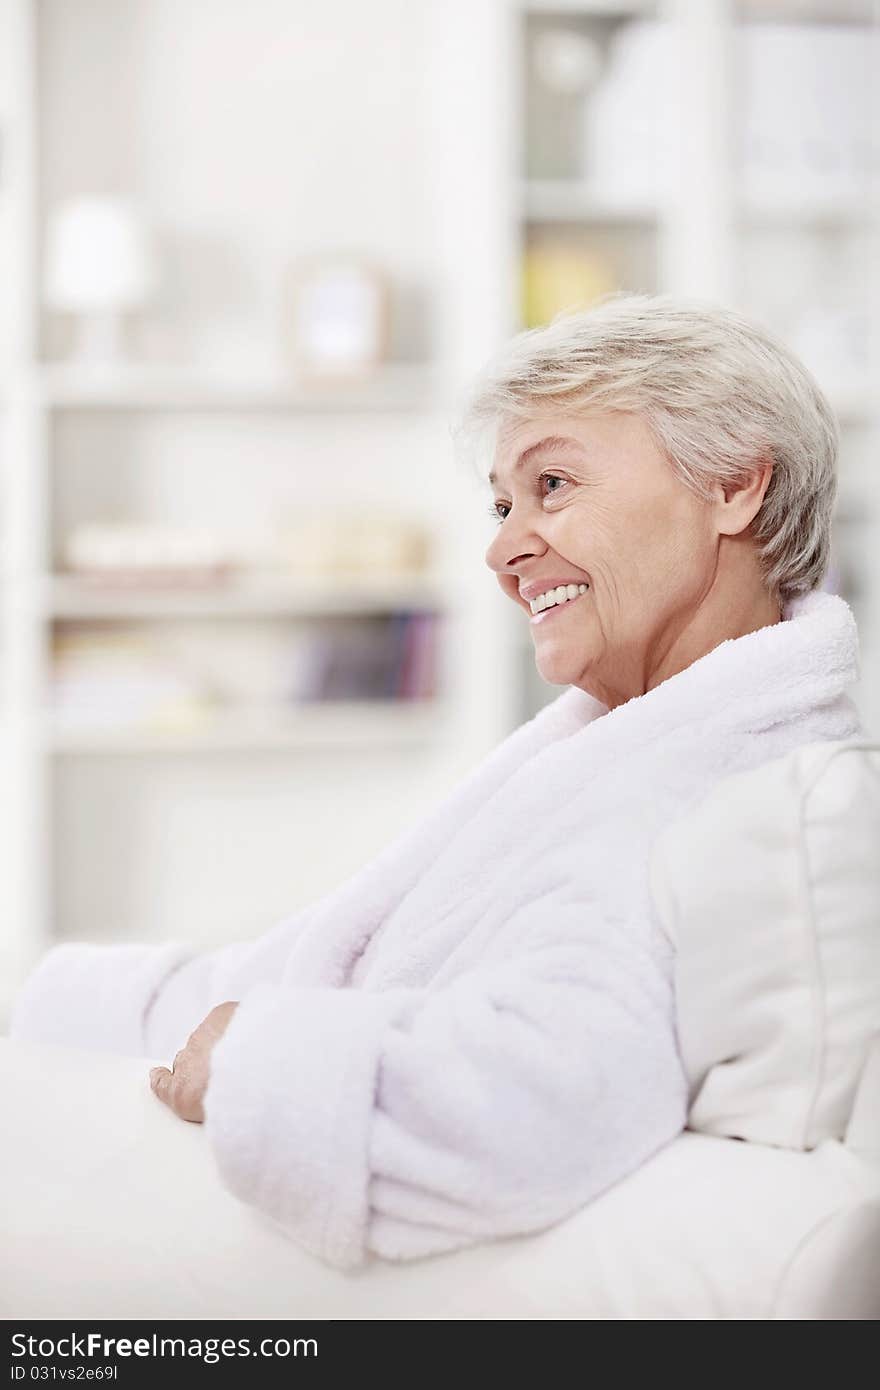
[488,434,585,487]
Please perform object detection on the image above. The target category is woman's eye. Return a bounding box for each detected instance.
[542,473,566,496]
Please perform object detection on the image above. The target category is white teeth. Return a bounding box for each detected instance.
[528,582,589,616]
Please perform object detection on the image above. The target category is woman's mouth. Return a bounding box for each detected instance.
[528,582,590,626]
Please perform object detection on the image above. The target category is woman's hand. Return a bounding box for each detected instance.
[149,1001,239,1123]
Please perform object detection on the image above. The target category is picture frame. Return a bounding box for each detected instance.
[286,254,390,380]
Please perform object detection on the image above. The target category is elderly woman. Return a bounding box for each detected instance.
[10,293,865,1271]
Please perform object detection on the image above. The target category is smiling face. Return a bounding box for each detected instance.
[484,411,740,709]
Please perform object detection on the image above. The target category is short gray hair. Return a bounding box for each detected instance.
[457,292,838,600]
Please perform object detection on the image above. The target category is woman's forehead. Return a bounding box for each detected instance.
[488,430,587,487]
[488,411,666,489]
[489,410,629,485]
[493,409,627,460]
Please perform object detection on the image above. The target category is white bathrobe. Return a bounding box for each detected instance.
[10,589,866,1270]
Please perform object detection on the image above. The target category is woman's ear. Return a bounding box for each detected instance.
[713,460,773,537]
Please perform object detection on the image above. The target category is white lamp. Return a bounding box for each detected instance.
[44,196,157,366]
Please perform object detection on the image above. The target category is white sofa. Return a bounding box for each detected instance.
[2,739,879,1320]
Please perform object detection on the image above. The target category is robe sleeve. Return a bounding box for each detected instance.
[7,904,319,1060]
[203,908,688,1269]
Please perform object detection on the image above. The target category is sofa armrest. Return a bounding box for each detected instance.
[3,1037,879,1320]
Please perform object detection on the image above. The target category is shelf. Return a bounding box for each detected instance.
[522,0,656,15]
[737,195,876,229]
[522,181,659,226]
[738,2,874,22]
[44,572,448,620]
[523,185,875,232]
[34,362,441,413]
[46,700,445,754]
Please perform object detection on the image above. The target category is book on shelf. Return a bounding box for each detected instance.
[49,612,441,730]
[289,612,439,703]
[50,629,212,731]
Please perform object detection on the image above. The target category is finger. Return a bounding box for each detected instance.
[207,1001,239,1032]
[150,1063,206,1124]
[149,1066,174,1106]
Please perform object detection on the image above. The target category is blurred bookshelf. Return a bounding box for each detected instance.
[47,605,444,732]
[0,0,508,1013]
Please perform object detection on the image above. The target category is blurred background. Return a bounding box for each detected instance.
[0,0,877,1025]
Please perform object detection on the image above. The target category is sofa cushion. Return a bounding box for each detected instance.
[2,1037,878,1320]
[649,740,880,1149]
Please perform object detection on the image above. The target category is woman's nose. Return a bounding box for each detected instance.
[484,512,544,574]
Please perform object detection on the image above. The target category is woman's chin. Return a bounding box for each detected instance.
[533,648,582,688]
